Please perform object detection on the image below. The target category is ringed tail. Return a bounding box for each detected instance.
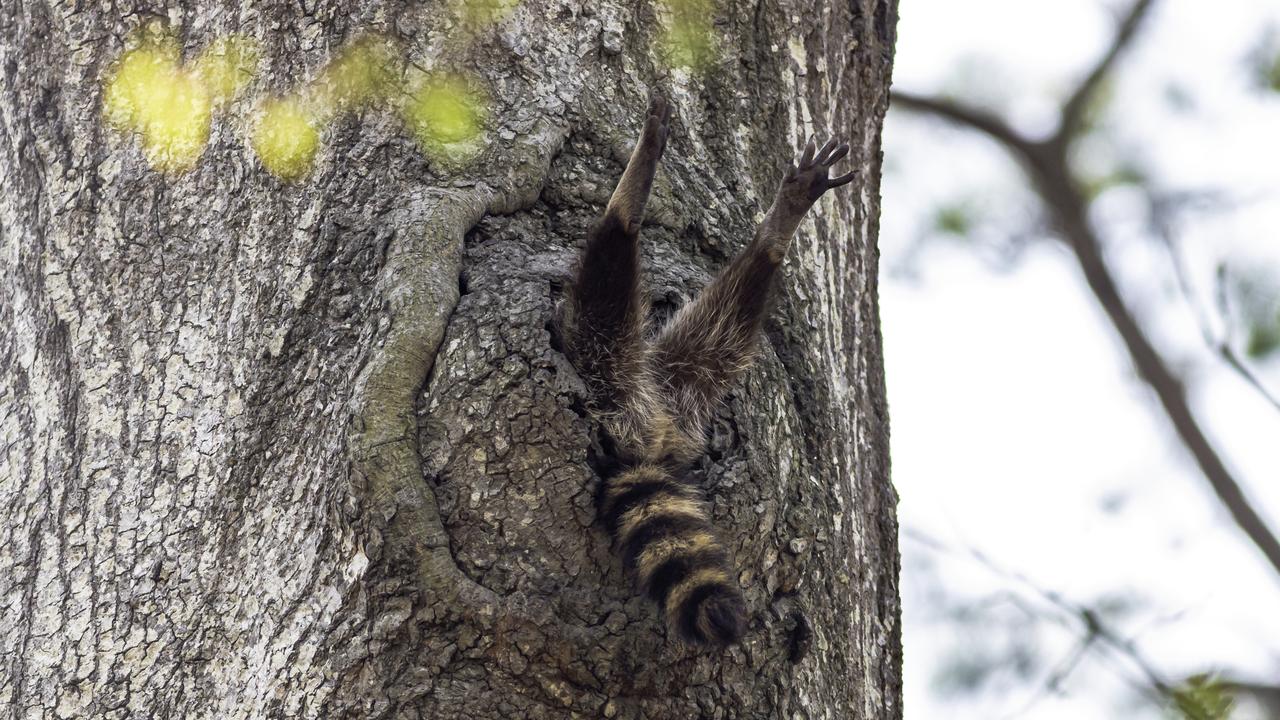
[599,464,746,645]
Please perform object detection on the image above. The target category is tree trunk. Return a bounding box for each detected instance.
[0,2,900,718]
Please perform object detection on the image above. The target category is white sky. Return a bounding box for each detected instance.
[883,1,1280,717]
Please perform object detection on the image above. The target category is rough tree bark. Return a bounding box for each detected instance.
[0,1,900,718]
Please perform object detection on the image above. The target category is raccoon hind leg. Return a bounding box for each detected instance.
[562,96,674,459]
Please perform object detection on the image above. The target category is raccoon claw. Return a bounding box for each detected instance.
[779,135,854,207]
[641,93,673,158]
[797,135,852,185]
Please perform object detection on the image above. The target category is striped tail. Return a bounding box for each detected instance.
[599,464,746,645]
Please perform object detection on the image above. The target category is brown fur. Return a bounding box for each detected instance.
[563,96,853,646]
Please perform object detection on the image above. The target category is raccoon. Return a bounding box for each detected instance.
[562,95,853,645]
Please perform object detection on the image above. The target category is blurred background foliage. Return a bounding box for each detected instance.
[885,1,1280,718]
[102,1,719,179]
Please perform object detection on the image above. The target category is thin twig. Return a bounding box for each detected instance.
[1058,0,1159,139]
[1212,266,1280,413]
[905,528,1179,707]
[1146,191,1280,414]
[1001,637,1094,720]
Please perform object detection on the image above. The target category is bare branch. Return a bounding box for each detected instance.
[909,529,1280,714]
[1211,265,1280,413]
[892,91,1039,157]
[1058,0,1159,139]
[1223,681,1280,716]
[1217,342,1280,412]
[906,529,1178,708]
[1060,210,1280,581]
[895,0,1159,151]
[1001,637,1093,719]
[1148,196,1280,414]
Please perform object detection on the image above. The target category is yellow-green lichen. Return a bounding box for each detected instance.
[251,98,320,181]
[193,35,259,105]
[456,0,522,26]
[403,73,487,155]
[103,27,495,178]
[104,29,258,172]
[659,0,718,70]
[103,41,178,129]
[313,36,400,112]
[103,40,213,172]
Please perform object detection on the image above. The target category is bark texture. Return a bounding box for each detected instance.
[0,1,900,718]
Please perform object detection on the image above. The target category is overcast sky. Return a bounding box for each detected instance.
[882,1,1280,717]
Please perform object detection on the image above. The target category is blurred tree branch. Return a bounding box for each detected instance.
[909,529,1280,719]
[1222,681,1280,717]
[892,0,1280,580]
[892,93,1036,156]
[1057,0,1157,140]
[1147,193,1280,413]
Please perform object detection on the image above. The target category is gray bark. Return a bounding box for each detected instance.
[0,1,900,718]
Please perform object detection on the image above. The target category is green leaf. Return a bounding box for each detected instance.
[1225,267,1280,361]
[1246,322,1280,360]
[1247,29,1280,93]
[1170,674,1234,720]
[1257,49,1280,93]
[932,202,975,237]
[1077,77,1116,136]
